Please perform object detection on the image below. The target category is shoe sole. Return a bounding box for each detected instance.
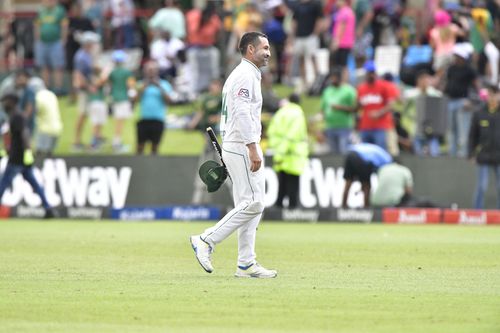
[190,236,213,274]
[234,272,277,279]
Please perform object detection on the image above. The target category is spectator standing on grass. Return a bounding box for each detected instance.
[468,84,500,209]
[82,0,105,38]
[186,2,222,94]
[342,142,392,208]
[29,79,63,158]
[287,0,324,93]
[320,67,357,154]
[173,49,196,103]
[108,0,135,49]
[14,70,37,134]
[268,93,309,209]
[356,60,394,150]
[352,0,373,58]
[444,45,479,158]
[404,70,443,156]
[87,66,108,151]
[134,61,174,155]
[72,31,101,151]
[329,0,356,70]
[66,3,94,75]
[148,0,186,40]
[470,2,499,85]
[150,29,185,80]
[380,73,401,156]
[0,93,55,218]
[106,50,135,153]
[429,9,463,82]
[34,0,69,95]
[188,79,223,205]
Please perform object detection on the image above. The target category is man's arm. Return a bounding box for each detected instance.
[247,142,261,172]
[330,103,357,112]
[153,80,174,104]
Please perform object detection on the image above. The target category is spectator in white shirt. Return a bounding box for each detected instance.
[150,29,185,79]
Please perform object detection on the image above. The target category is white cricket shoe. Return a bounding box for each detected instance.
[190,235,214,273]
[234,262,277,278]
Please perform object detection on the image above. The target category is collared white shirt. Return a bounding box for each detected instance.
[220,58,263,145]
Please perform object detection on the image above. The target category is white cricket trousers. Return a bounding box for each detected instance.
[201,142,265,267]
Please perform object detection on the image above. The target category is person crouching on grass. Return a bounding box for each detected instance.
[0,93,56,218]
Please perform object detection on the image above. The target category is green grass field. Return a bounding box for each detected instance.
[1,221,499,333]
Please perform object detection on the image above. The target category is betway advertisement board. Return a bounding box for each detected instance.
[1,156,370,211]
[1,155,497,219]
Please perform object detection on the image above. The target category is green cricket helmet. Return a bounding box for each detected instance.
[198,160,228,192]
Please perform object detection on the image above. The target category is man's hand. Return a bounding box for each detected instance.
[247,143,262,172]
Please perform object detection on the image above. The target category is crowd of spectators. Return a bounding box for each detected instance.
[0,0,499,158]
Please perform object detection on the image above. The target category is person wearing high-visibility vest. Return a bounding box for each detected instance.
[267,93,309,208]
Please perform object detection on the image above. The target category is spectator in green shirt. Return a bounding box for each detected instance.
[34,0,68,94]
[88,66,108,151]
[106,50,135,153]
[188,79,223,204]
[320,67,357,154]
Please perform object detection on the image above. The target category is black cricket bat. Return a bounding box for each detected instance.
[206,127,227,169]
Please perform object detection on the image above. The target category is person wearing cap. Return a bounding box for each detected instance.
[468,84,500,209]
[320,67,357,154]
[429,9,463,73]
[341,142,392,208]
[105,50,135,153]
[34,0,69,95]
[444,44,479,157]
[0,93,56,218]
[356,60,395,150]
[72,31,101,151]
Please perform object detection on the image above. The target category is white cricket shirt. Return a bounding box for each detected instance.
[220,58,263,145]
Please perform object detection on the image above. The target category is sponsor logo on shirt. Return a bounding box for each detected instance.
[237,88,250,98]
[359,94,383,105]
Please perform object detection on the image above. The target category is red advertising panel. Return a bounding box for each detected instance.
[0,205,11,219]
[443,209,500,225]
[382,208,442,224]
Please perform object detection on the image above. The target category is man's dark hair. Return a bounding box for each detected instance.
[238,31,268,55]
[289,93,300,104]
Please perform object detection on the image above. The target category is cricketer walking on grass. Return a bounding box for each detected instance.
[190,32,277,278]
